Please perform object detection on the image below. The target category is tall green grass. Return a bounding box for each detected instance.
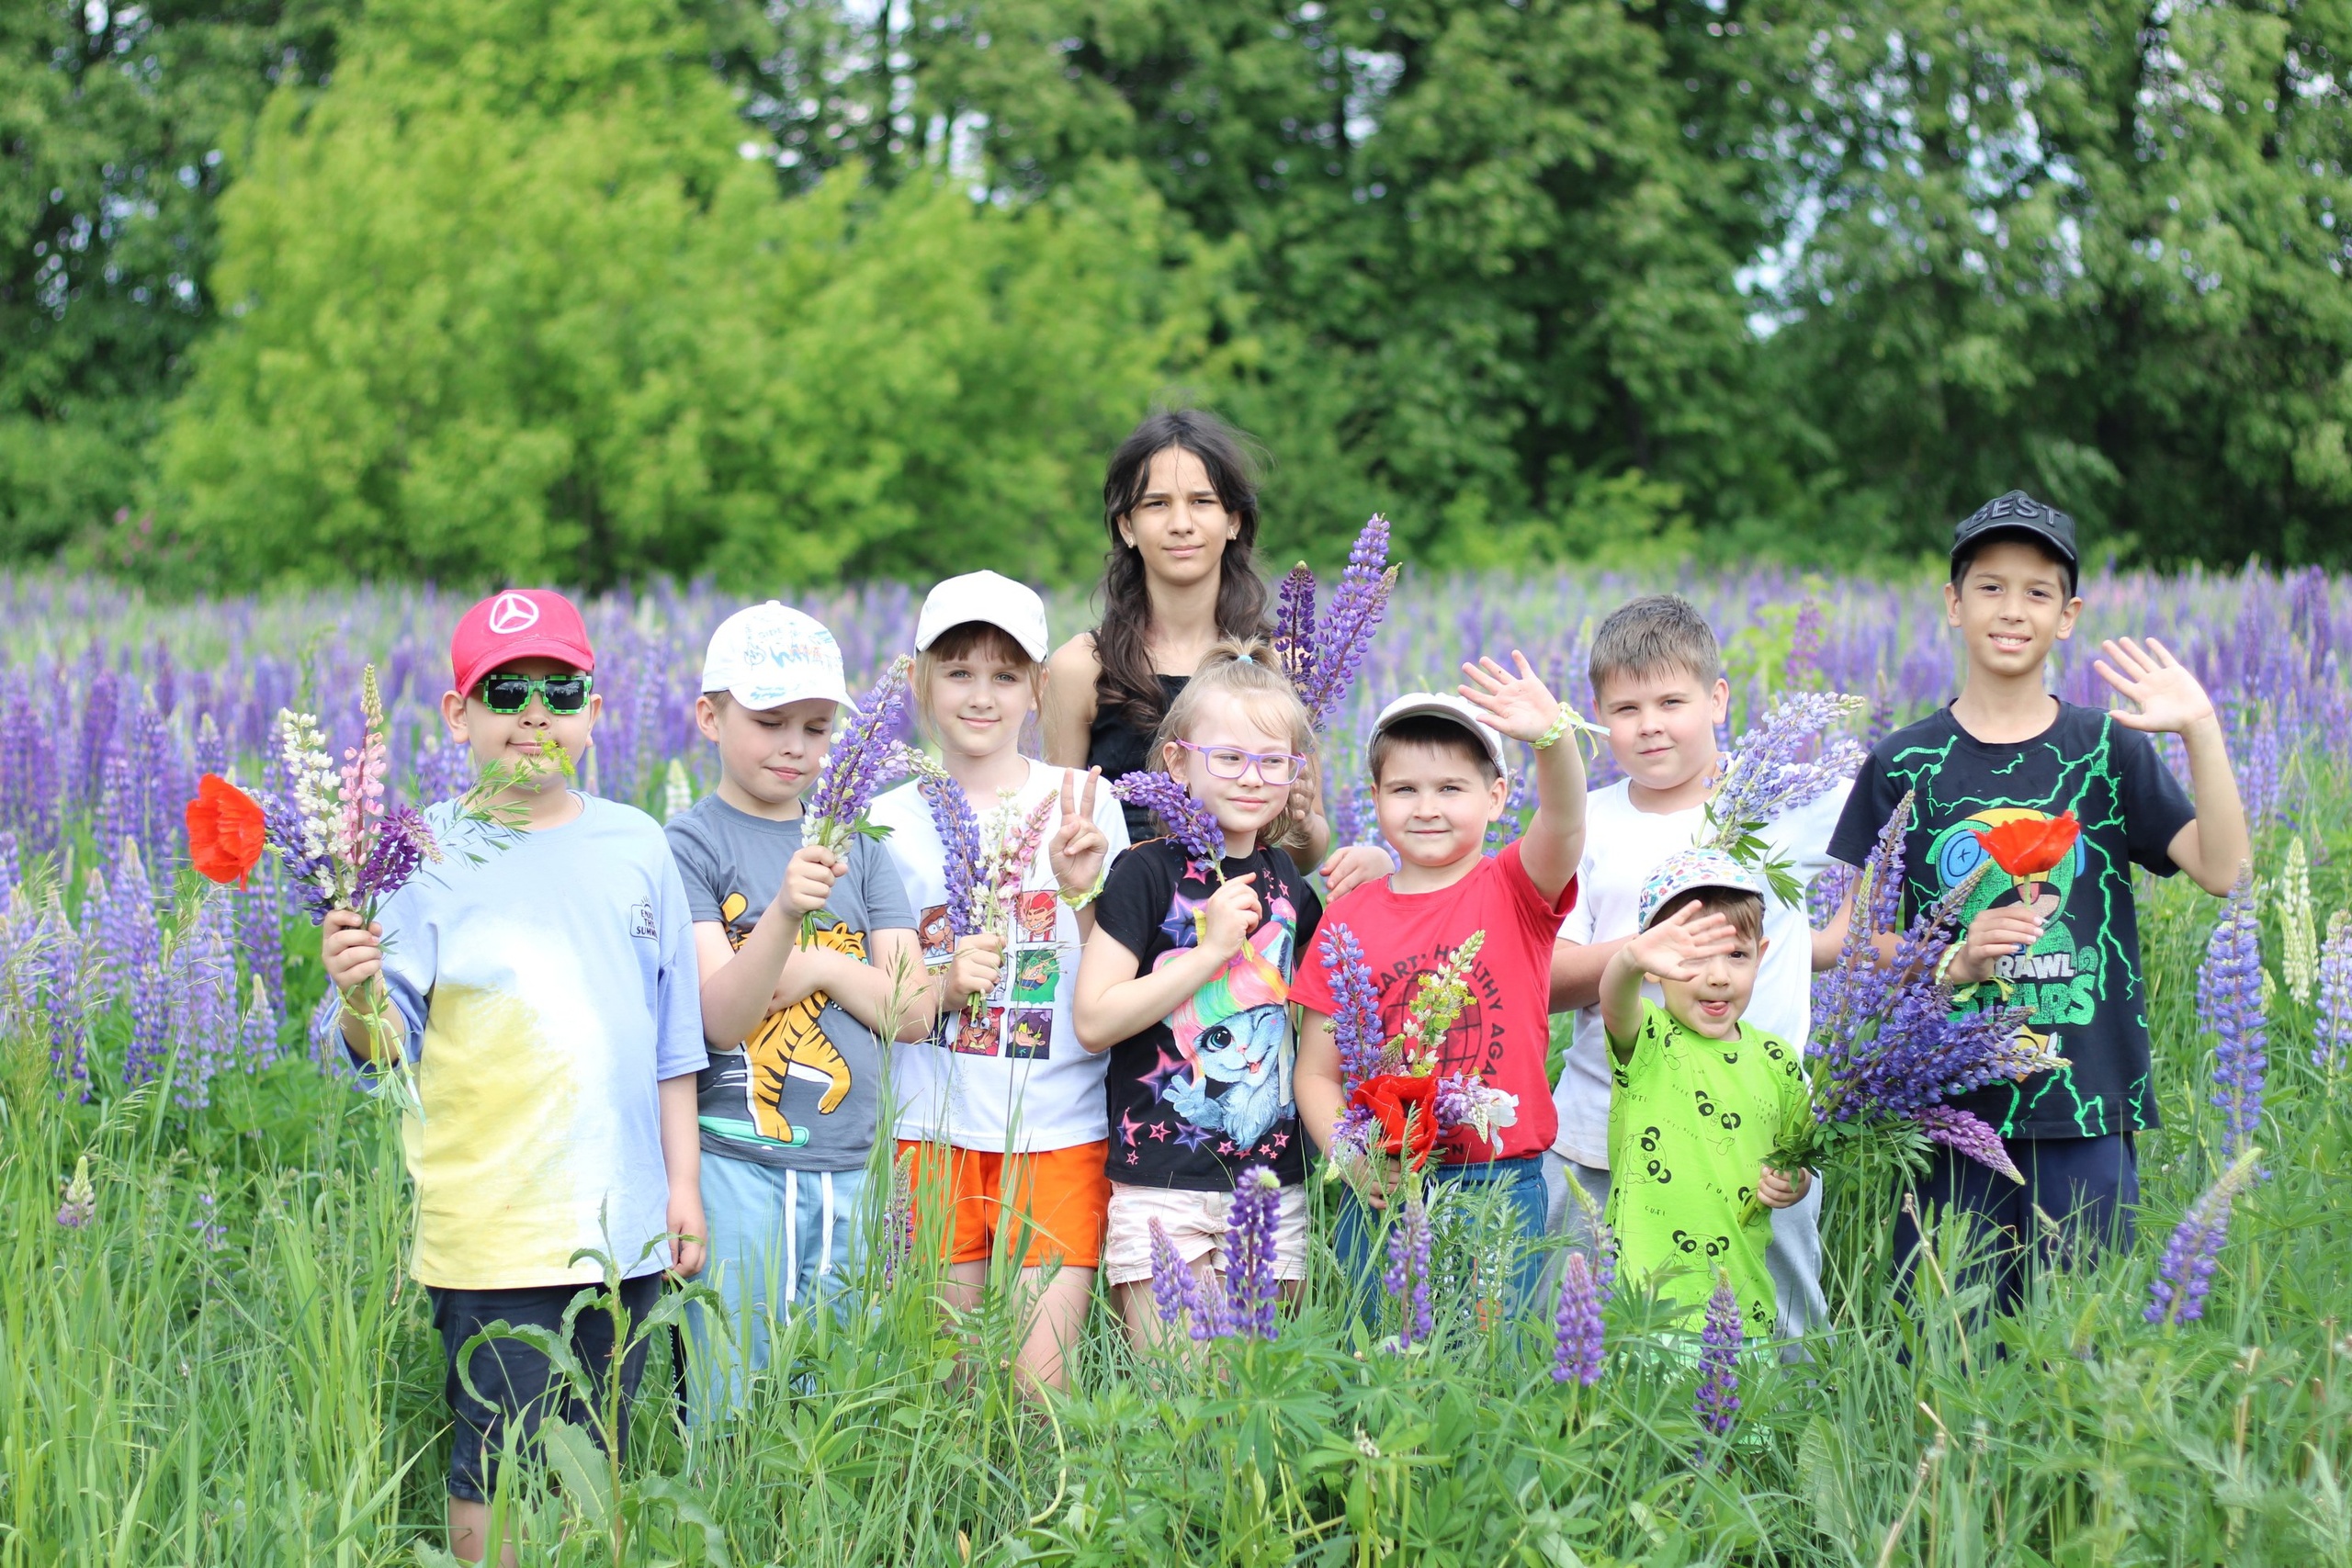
[5,806,2350,1566]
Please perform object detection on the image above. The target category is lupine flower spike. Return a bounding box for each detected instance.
[1385,1192,1434,1352]
[2199,869,2267,1163]
[2314,911,2352,1073]
[1693,1274,1742,1438]
[55,1155,96,1229]
[1551,1250,1604,1386]
[1702,692,1865,905]
[1218,1167,1285,1342]
[1111,772,1227,876]
[2145,1145,2263,1326]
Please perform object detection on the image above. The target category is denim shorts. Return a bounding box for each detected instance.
[428,1273,662,1503]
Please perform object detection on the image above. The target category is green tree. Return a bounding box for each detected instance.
[161,0,1213,589]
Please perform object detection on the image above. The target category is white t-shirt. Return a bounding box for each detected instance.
[1550,777,1849,1169]
[870,760,1131,1153]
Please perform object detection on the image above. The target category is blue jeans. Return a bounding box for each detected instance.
[685,1155,869,1420]
[1332,1156,1549,1325]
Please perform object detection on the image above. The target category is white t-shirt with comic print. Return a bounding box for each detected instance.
[1549,777,1849,1170]
[870,760,1131,1154]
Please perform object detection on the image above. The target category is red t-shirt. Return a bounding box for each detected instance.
[1290,840,1575,1164]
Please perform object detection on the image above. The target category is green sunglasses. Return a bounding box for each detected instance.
[473,671,594,715]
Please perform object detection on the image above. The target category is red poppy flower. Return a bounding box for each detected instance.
[185,773,268,886]
[1974,812,2079,881]
[1350,1072,1442,1167]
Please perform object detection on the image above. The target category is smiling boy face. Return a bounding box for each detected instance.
[697,693,836,812]
[1944,536,2082,679]
[1595,663,1729,797]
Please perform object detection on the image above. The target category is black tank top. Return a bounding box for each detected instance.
[1088,672,1191,843]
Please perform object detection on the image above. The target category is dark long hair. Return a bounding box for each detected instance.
[1093,408,1272,731]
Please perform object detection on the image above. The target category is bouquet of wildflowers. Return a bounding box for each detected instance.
[798,656,926,939]
[187,663,554,1117]
[1701,691,1867,906]
[1751,792,2060,1218]
[1322,926,1519,1182]
[1274,515,1400,730]
[922,773,1056,1023]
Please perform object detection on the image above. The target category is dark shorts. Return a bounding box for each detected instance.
[1893,1133,2138,1314]
[428,1274,663,1504]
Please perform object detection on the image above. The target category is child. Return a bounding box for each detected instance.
[1292,658,1587,1314]
[1544,594,1844,1335]
[320,589,707,1568]
[1597,852,1814,1334]
[866,570,1130,1393]
[664,601,924,1416]
[1826,492,2248,1307]
[1072,639,1323,1342]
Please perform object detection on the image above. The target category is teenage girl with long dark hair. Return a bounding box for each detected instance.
[1043,410,1334,865]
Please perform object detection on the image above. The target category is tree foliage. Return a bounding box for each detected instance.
[7,0,2352,584]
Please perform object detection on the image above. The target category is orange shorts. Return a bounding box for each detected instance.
[894,1140,1112,1271]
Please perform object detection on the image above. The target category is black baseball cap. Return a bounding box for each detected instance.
[1951,491,2078,582]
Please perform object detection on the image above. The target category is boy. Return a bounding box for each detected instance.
[1597,852,1814,1333]
[1827,491,2248,1308]
[1293,652,1587,1312]
[1544,594,1844,1335]
[665,601,924,1415]
[321,589,707,1568]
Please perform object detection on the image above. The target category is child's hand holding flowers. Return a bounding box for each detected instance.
[946,933,1003,1005]
[1197,873,1264,958]
[781,843,844,919]
[1755,1163,1811,1210]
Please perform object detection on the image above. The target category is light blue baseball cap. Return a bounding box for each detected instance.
[701,602,854,711]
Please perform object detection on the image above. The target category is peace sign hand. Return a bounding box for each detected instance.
[1459,650,1562,746]
[2093,637,2217,737]
[1050,767,1111,897]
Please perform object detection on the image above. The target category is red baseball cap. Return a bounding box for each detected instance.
[449,589,597,697]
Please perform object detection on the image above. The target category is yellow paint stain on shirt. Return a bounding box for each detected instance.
[401,983,596,1288]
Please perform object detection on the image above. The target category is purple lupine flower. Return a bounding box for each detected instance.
[1317,923,1385,1091]
[42,919,88,1100]
[75,665,119,810]
[96,752,141,878]
[1111,772,1227,871]
[1782,600,1825,690]
[1326,770,1381,854]
[1693,1277,1742,1437]
[1911,1106,2020,1182]
[194,712,226,781]
[2144,1147,2262,1326]
[1149,1218,1208,1333]
[413,736,476,805]
[2316,912,2352,1073]
[190,1191,226,1253]
[1551,1250,1604,1386]
[56,1156,96,1229]
[232,864,284,1015]
[1704,692,1866,884]
[0,670,62,854]
[167,894,237,1109]
[1295,515,1396,728]
[802,656,914,847]
[1384,1192,1434,1351]
[354,805,441,904]
[919,774,986,940]
[1218,1166,1284,1342]
[1274,563,1318,697]
[127,692,181,874]
[2198,873,2266,1161]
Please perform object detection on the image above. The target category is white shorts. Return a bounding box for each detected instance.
[1101,1180,1311,1287]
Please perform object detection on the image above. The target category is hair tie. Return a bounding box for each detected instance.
[1235,651,1255,664]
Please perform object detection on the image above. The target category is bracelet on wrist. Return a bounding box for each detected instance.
[1934,944,1969,990]
[1532,703,1579,752]
[1058,873,1107,909]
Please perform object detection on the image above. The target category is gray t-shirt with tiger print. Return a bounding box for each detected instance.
[665,795,917,1172]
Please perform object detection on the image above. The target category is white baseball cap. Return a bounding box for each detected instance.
[1369,692,1510,786]
[913,570,1050,662]
[701,602,854,711]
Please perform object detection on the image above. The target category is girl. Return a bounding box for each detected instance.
[1043,408,1334,865]
[1072,640,1324,1344]
[867,571,1129,1394]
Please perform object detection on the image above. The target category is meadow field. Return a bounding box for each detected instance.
[1,564,2347,1566]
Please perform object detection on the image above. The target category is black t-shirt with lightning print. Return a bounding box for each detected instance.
[1828,702,2198,1140]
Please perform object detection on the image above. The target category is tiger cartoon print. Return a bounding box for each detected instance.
[718,891,859,1146]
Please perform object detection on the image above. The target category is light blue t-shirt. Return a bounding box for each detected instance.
[374,793,707,1290]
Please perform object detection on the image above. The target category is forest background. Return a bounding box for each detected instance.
[6,0,2352,592]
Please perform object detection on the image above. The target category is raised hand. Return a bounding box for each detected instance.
[782,843,842,918]
[1458,650,1561,745]
[2093,637,2217,736]
[1623,901,1738,983]
[1049,767,1111,896]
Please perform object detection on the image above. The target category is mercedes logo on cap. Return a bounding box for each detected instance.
[487,592,541,635]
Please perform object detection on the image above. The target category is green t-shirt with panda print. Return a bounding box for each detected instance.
[1604,1000,1811,1334]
